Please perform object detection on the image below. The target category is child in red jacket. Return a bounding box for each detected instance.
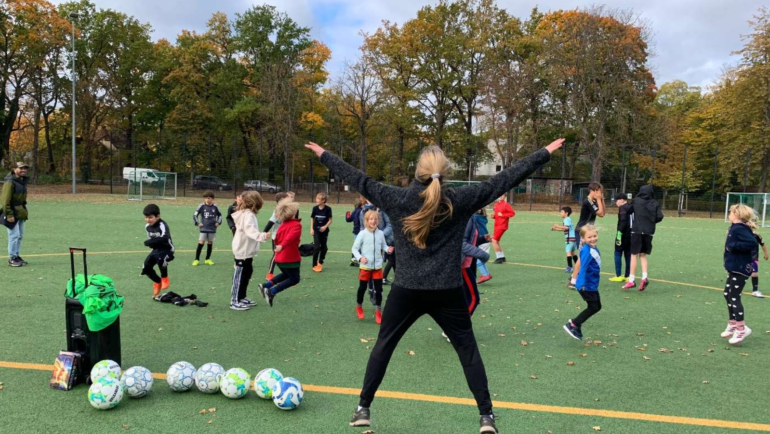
[259,199,302,307]
[492,195,515,263]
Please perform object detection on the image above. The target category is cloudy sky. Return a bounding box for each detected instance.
[57,0,766,89]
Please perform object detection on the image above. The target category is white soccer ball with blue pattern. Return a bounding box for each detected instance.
[120,366,154,398]
[90,359,121,382]
[88,376,123,410]
[254,368,283,400]
[219,368,250,399]
[195,362,225,394]
[166,361,196,392]
[272,377,303,410]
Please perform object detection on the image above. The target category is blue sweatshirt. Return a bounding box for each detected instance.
[576,244,600,291]
[346,207,363,235]
[724,223,757,276]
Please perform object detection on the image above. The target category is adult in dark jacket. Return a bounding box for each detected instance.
[305,137,564,434]
[609,193,633,282]
[721,204,759,345]
[623,185,664,291]
[2,162,30,267]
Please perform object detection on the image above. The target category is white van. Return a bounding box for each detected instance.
[124,167,160,185]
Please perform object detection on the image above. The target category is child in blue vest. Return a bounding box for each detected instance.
[721,204,759,344]
[563,225,601,340]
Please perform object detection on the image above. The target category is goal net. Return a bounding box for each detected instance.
[127,172,177,201]
[725,193,770,227]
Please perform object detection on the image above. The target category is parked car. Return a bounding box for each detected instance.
[244,180,282,194]
[193,175,232,191]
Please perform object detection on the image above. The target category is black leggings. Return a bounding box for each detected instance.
[313,230,329,266]
[359,285,492,415]
[231,258,253,304]
[461,262,480,316]
[358,278,383,306]
[572,291,602,327]
[383,251,396,280]
[142,251,171,283]
[270,265,301,294]
[724,273,747,322]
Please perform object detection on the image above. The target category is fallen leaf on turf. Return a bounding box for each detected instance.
[579,353,587,357]
[122,424,130,430]
[158,328,163,331]
[360,338,368,343]
[546,355,552,359]
[702,381,710,384]
[739,353,749,357]
[362,430,375,434]
[643,356,651,361]
[407,350,415,356]
[498,334,506,337]
[200,410,207,415]
[208,408,216,413]
[207,420,212,424]
[530,375,538,380]
[707,349,714,353]
[428,328,433,331]
[567,361,575,366]
[520,340,528,346]
[593,426,601,431]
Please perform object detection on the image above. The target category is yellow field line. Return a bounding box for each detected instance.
[1,360,768,431]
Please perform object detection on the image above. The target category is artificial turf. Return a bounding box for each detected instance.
[1,196,769,433]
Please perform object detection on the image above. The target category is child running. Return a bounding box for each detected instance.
[721,205,759,344]
[751,230,768,298]
[311,192,333,272]
[142,204,175,298]
[570,183,605,289]
[551,206,577,273]
[491,195,515,263]
[352,209,393,324]
[192,190,222,266]
[229,191,270,311]
[260,199,302,307]
[264,192,289,280]
[563,225,601,340]
[346,195,365,266]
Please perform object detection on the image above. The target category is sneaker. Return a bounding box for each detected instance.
[369,287,377,306]
[622,281,636,290]
[153,282,162,298]
[312,265,322,273]
[383,279,392,286]
[729,326,752,345]
[16,256,28,265]
[192,260,200,266]
[441,332,451,343]
[493,257,506,264]
[563,321,583,340]
[266,273,274,281]
[356,306,365,320]
[261,284,274,307]
[161,277,170,290]
[204,259,215,266]
[608,276,625,282]
[477,275,493,284]
[753,290,765,298]
[480,414,499,434]
[565,267,573,273]
[567,281,576,290]
[349,407,371,427]
[720,324,737,338]
[229,303,250,311]
[240,297,257,306]
[8,257,23,267]
[375,309,382,325]
[638,278,649,291]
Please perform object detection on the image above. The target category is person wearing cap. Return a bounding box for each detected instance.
[609,192,633,282]
[2,162,30,267]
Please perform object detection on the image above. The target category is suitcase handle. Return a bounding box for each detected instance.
[69,248,88,289]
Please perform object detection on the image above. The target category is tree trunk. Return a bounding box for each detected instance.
[0,95,21,167]
[32,106,41,183]
[43,112,55,174]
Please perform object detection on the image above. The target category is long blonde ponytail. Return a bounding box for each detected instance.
[402,146,453,249]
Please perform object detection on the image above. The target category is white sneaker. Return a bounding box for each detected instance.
[441,332,451,343]
[720,324,737,338]
[729,326,752,345]
[753,291,764,298]
[229,303,250,311]
[240,297,257,306]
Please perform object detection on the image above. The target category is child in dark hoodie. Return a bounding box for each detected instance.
[623,185,664,291]
[721,204,759,344]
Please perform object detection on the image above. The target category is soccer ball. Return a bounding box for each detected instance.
[219,368,250,399]
[88,377,123,410]
[272,377,303,410]
[166,361,196,392]
[120,366,154,398]
[195,363,225,394]
[90,359,121,382]
[254,368,283,400]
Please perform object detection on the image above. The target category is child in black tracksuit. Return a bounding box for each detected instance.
[142,204,175,298]
[721,204,759,345]
[310,192,333,272]
[309,137,564,434]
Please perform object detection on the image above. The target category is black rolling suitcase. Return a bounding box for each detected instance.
[65,248,121,385]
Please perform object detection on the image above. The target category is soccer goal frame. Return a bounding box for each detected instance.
[127,172,178,201]
[725,192,770,227]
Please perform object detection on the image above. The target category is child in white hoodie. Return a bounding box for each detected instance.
[352,210,393,324]
[230,191,270,311]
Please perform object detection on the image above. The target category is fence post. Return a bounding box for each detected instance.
[231,135,238,198]
[710,144,718,218]
[182,135,187,198]
[679,143,687,217]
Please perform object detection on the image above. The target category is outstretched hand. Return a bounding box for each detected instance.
[305,142,326,158]
[545,138,566,154]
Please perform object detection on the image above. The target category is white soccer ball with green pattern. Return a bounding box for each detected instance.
[166,361,196,392]
[120,366,154,398]
[219,368,250,399]
[195,362,225,394]
[90,359,121,382]
[88,376,123,410]
[254,368,283,399]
